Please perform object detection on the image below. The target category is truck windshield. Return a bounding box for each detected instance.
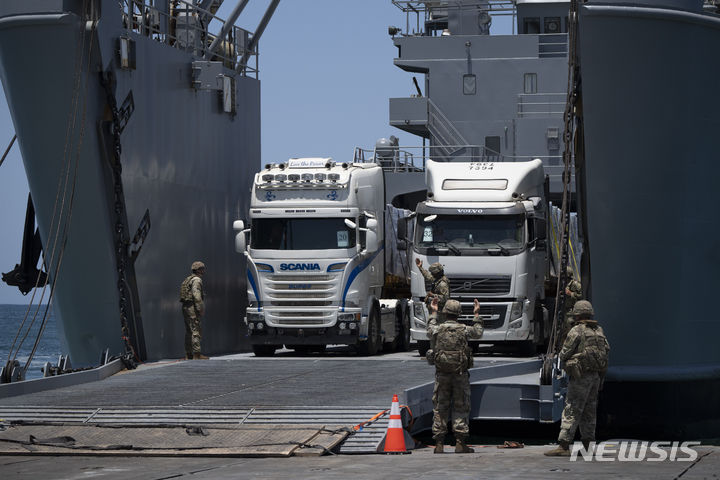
[251,218,356,250]
[415,214,525,253]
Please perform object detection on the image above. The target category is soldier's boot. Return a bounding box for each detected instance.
[193,353,209,360]
[544,441,570,456]
[455,439,474,454]
[185,353,192,360]
[433,438,444,454]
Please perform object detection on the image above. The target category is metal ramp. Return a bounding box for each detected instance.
[403,357,566,426]
[0,405,396,454]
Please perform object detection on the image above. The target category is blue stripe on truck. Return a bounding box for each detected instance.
[341,246,384,311]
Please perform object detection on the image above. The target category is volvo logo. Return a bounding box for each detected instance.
[455,278,490,291]
[279,263,321,271]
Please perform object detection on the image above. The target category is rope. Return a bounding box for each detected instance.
[352,404,414,431]
[0,134,16,168]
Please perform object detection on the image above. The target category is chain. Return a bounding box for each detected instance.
[99,71,138,368]
[548,0,580,356]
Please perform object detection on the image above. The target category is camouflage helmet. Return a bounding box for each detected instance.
[565,265,574,278]
[191,261,206,273]
[442,299,462,317]
[572,300,594,319]
[428,262,444,277]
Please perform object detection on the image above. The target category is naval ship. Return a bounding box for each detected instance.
[576,0,720,436]
[0,0,279,368]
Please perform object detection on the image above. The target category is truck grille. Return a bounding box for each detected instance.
[446,276,512,296]
[459,304,507,330]
[270,310,334,326]
[264,273,337,308]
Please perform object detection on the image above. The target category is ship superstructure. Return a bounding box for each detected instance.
[388,0,570,199]
[0,0,278,367]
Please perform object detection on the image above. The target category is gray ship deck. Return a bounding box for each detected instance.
[2,350,719,477]
[0,349,526,455]
[0,351,440,408]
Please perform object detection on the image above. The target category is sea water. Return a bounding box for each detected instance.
[0,304,60,380]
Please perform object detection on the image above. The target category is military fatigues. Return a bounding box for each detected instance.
[564,278,582,320]
[557,320,610,444]
[561,278,582,341]
[428,311,483,442]
[419,263,450,330]
[180,274,205,357]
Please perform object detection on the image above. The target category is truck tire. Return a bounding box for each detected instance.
[358,307,381,356]
[252,345,276,357]
[395,307,411,352]
[417,340,430,357]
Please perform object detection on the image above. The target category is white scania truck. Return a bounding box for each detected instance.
[409,159,553,355]
[234,158,414,356]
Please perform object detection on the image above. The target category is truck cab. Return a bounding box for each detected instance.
[409,159,551,354]
[235,158,406,356]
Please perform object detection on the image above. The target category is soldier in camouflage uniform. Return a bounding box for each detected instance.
[559,266,583,343]
[426,297,483,454]
[416,258,450,329]
[180,261,207,360]
[546,300,610,456]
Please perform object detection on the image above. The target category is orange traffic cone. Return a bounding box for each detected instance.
[379,394,412,454]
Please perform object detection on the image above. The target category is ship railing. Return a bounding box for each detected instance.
[538,33,568,58]
[352,144,562,173]
[517,93,566,118]
[390,0,516,36]
[119,0,259,77]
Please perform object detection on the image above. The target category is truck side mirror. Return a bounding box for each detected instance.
[233,219,248,253]
[235,231,247,253]
[366,229,379,252]
[365,218,379,251]
[397,239,407,251]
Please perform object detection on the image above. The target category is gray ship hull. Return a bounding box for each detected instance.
[0,1,257,366]
[578,1,720,434]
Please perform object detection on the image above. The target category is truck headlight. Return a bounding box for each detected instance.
[510,301,523,321]
[413,303,425,319]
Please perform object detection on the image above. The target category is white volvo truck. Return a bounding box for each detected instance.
[234,158,414,356]
[409,159,553,355]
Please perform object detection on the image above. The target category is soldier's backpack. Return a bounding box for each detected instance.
[434,321,470,374]
[179,275,197,303]
[573,324,610,376]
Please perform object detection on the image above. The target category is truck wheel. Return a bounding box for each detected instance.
[396,308,411,352]
[417,340,430,357]
[252,345,276,357]
[358,308,380,356]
